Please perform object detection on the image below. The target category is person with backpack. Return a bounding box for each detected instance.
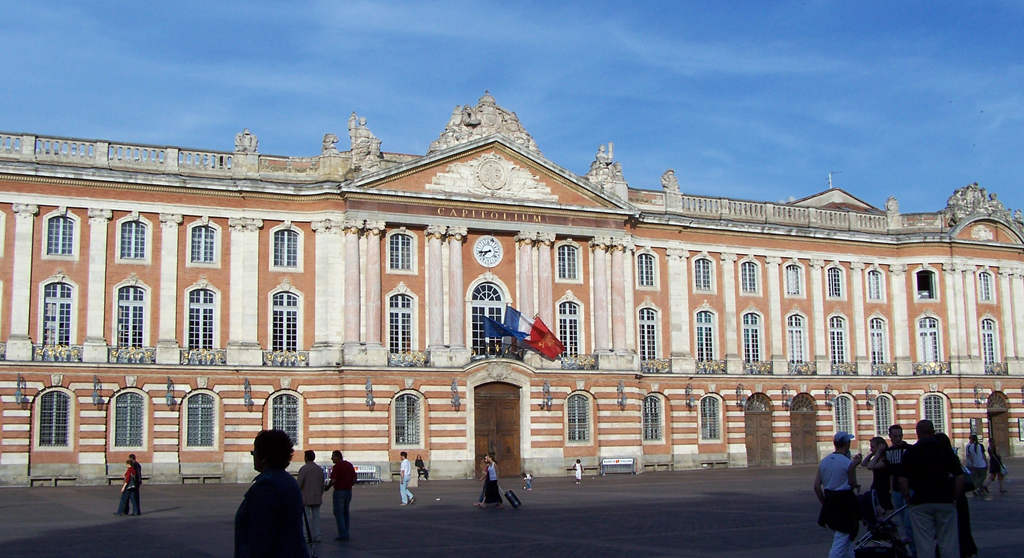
[114,458,140,516]
[964,435,987,495]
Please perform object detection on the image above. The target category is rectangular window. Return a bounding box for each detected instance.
[786,265,802,295]
[642,397,662,441]
[120,221,146,260]
[389,234,412,271]
[700,398,720,440]
[557,245,579,280]
[273,230,298,268]
[190,226,216,263]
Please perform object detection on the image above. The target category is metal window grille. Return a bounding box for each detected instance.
[740,261,758,293]
[978,272,993,302]
[47,216,74,255]
[867,270,883,301]
[700,397,720,440]
[981,319,997,365]
[188,289,216,349]
[114,392,144,447]
[874,395,893,437]
[272,292,298,352]
[638,308,658,361]
[694,258,712,290]
[394,394,420,445]
[272,394,299,444]
[388,294,413,353]
[869,318,887,365]
[117,286,145,348]
[567,394,589,442]
[829,316,847,364]
[918,317,940,361]
[273,229,298,267]
[120,220,146,259]
[827,267,843,298]
[470,283,503,354]
[742,313,761,363]
[389,233,412,271]
[637,253,655,287]
[43,282,72,346]
[787,315,805,363]
[642,395,662,441]
[558,301,580,356]
[557,245,578,280]
[190,226,216,263]
[39,391,70,447]
[923,394,945,433]
[834,395,852,434]
[186,393,215,447]
[785,265,802,295]
[695,311,714,361]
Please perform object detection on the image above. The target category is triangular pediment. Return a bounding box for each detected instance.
[790,188,881,213]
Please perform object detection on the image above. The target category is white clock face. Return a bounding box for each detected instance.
[473,236,503,268]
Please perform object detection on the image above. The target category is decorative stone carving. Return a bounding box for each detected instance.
[125,375,137,387]
[425,225,447,239]
[196,376,208,389]
[159,213,183,228]
[765,256,782,265]
[446,226,468,241]
[321,133,339,155]
[88,208,112,223]
[971,224,994,241]
[426,153,556,201]
[234,129,258,153]
[342,219,364,234]
[348,112,382,173]
[885,197,899,215]
[661,169,679,192]
[809,258,825,269]
[666,248,690,262]
[485,362,513,383]
[428,91,540,154]
[942,182,1011,225]
[281,377,291,389]
[535,231,556,246]
[228,217,263,232]
[364,220,386,235]
[13,204,38,218]
[50,374,63,387]
[584,142,627,189]
[276,277,293,292]
[515,231,536,246]
[1014,209,1023,226]
[311,219,341,235]
[890,263,907,276]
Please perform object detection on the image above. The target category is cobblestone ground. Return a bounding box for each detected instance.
[1,459,1021,557]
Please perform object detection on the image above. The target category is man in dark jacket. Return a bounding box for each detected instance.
[899,420,964,558]
[234,430,309,558]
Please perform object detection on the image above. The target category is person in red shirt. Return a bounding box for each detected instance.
[114,458,139,516]
[324,450,356,541]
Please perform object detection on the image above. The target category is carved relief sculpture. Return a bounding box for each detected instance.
[234,129,258,153]
[428,91,540,154]
[427,153,556,202]
[661,169,679,192]
[942,182,1011,225]
[348,112,383,173]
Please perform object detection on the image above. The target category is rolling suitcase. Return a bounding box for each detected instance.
[501,486,522,509]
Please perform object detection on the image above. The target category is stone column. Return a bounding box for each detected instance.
[515,231,536,320]
[363,221,385,345]
[610,238,628,353]
[998,270,1016,362]
[226,217,263,366]
[721,253,739,373]
[766,256,785,374]
[310,218,341,366]
[590,237,611,353]
[889,264,911,375]
[943,264,964,372]
[425,225,447,350]
[809,259,827,373]
[155,213,183,364]
[963,266,981,373]
[666,248,691,371]
[83,208,112,363]
[850,262,867,371]
[342,220,363,347]
[447,227,468,348]
[1012,269,1024,373]
[536,232,555,328]
[6,203,38,361]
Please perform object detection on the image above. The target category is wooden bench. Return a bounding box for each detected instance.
[180,474,222,484]
[700,460,729,469]
[31,476,77,487]
[107,475,152,486]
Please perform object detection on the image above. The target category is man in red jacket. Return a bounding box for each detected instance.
[324,450,356,542]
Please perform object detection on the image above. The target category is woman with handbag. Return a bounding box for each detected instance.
[981,438,1008,493]
[114,458,140,516]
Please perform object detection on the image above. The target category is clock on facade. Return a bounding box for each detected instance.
[473,235,503,267]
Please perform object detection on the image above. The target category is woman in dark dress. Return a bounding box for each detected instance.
[935,433,978,558]
[981,438,1007,493]
[477,455,503,509]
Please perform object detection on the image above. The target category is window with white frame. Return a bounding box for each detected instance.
[558,301,580,357]
[557,244,579,281]
[785,264,802,295]
[827,267,844,298]
[114,392,144,448]
[981,318,998,365]
[740,261,758,294]
[869,318,887,365]
[978,271,993,302]
[787,315,806,363]
[694,258,712,291]
[637,253,656,288]
[695,310,715,362]
[271,393,299,444]
[742,313,761,363]
[188,289,215,350]
[700,396,721,440]
[389,233,412,271]
[829,316,848,364]
[394,393,421,445]
[38,391,70,447]
[119,220,146,260]
[471,283,504,355]
[117,286,145,348]
[642,395,662,441]
[273,229,299,268]
[874,395,893,437]
[567,393,590,442]
[272,292,299,352]
[918,317,940,362]
[867,270,883,301]
[186,393,215,448]
[638,308,658,361]
[916,270,936,300]
[43,282,72,346]
[388,294,413,353]
[190,225,216,263]
[923,394,945,433]
[834,395,853,434]
[46,215,74,256]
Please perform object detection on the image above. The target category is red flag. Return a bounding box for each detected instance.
[524,317,564,360]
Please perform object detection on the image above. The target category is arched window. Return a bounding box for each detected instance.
[981,318,998,365]
[117,286,145,348]
[273,229,299,268]
[38,391,70,447]
[915,269,936,300]
[394,393,421,445]
[695,311,715,362]
[874,395,893,437]
[271,393,299,444]
[923,394,945,433]
[700,396,721,441]
[637,253,656,287]
[869,318,887,365]
[694,258,712,291]
[978,271,993,302]
[834,395,853,434]
[272,292,298,352]
[827,267,844,298]
[43,282,73,346]
[188,289,215,350]
[787,315,806,363]
[186,393,215,447]
[114,392,145,448]
[389,233,412,271]
[742,313,761,363]
[785,264,802,295]
[638,308,658,361]
[918,317,940,362]
[557,244,579,280]
[740,261,758,293]
[470,283,504,355]
[558,301,580,357]
[642,395,662,441]
[567,394,590,442]
[388,294,413,353]
[190,225,216,263]
[120,220,146,260]
[829,316,847,364]
[867,270,883,301]
[47,215,74,255]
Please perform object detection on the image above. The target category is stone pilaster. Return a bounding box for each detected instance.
[360,220,388,366]
[998,269,1016,364]
[610,238,627,353]
[226,217,263,365]
[83,208,112,362]
[535,232,555,328]
[515,231,536,320]
[963,265,981,373]
[425,225,447,351]
[889,264,911,375]
[766,256,785,375]
[951,264,969,369]
[809,259,827,374]
[429,226,472,368]
[666,248,691,372]
[155,214,183,364]
[309,218,342,366]
[7,203,38,361]
[721,253,739,373]
[342,220,363,347]
[943,264,964,373]
[850,262,867,371]
[1012,268,1024,374]
[590,237,611,354]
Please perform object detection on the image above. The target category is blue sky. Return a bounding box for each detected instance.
[2,1,1022,214]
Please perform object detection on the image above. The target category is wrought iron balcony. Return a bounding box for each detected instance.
[262,350,310,367]
[789,361,817,375]
[180,348,227,366]
[560,354,597,370]
[871,363,898,376]
[640,358,672,374]
[912,361,951,375]
[985,362,1009,375]
[108,346,156,364]
[696,359,727,374]
[388,351,429,367]
[831,362,859,376]
[470,341,524,362]
[744,361,773,375]
[33,344,83,362]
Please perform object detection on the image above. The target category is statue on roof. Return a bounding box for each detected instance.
[349,112,382,173]
[321,133,339,155]
[942,182,1010,225]
[234,128,258,154]
[428,91,540,155]
[661,169,679,192]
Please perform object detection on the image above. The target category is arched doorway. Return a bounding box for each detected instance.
[745,393,773,466]
[790,394,818,464]
[987,392,1010,457]
[474,382,521,477]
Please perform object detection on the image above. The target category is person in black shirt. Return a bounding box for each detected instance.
[863,436,892,517]
[899,420,964,558]
[885,424,914,554]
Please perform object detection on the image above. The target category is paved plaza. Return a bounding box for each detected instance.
[1,460,1021,558]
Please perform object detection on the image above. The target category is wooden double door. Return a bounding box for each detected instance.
[791,411,818,464]
[745,412,773,466]
[474,382,521,478]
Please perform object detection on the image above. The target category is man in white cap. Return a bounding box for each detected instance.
[813,431,863,558]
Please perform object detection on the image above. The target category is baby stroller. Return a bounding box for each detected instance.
[853,504,911,558]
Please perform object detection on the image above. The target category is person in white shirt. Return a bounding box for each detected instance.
[399,451,415,506]
[964,434,987,494]
[813,432,863,558]
[573,459,583,485]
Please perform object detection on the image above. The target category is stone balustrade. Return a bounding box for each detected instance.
[33,344,83,363]
[560,354,597,370]
[831,362,859,376]
[639,358,672,374]
[871,363,898,376]
[108,346,156,364]
[913,361,951,375]
[984,362,1009,375]
[789,361,817,375]
[744,361,774,375]
[696,359,727,374]
[180,348,227,366]
[262,350,310,367]
[673,194,891,233]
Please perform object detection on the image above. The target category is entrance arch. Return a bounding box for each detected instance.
[474,382,521,478]
[744,394,773,466]
[790,393,818,464]
[987,392,1010,457]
